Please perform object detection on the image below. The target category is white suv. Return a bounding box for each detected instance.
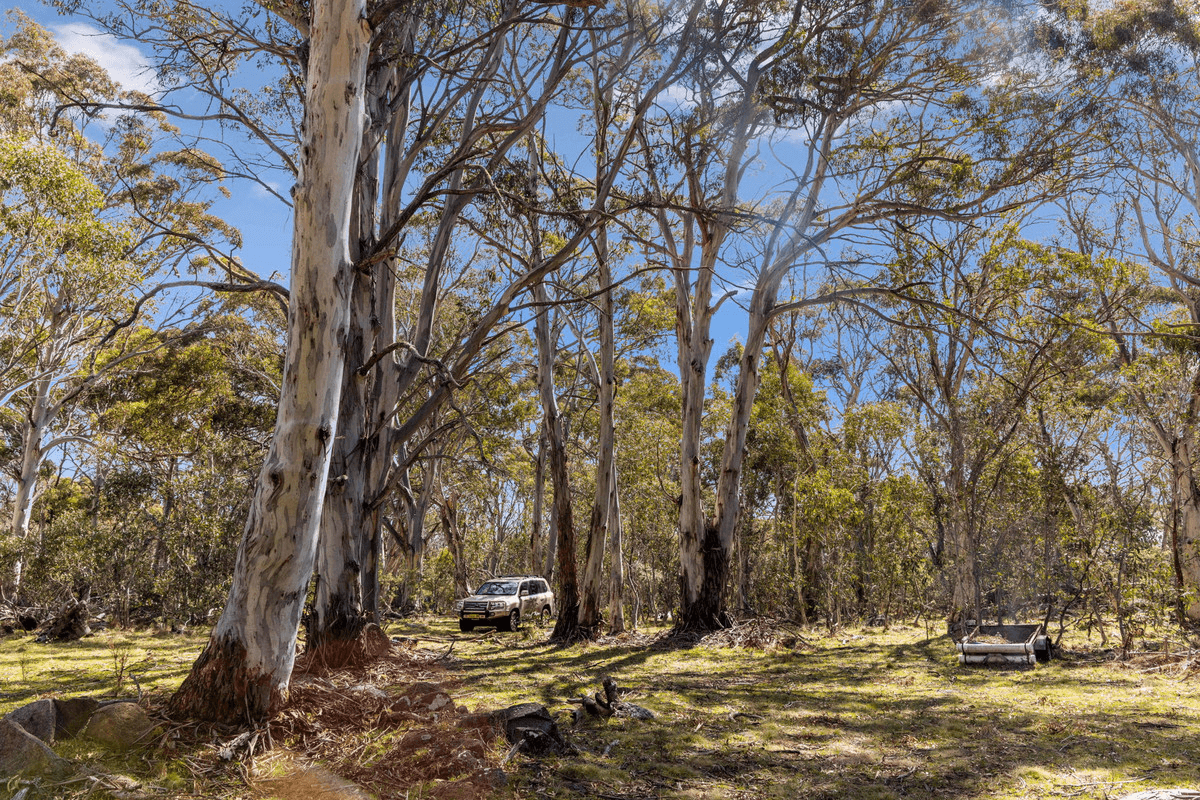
[455,576,555,632]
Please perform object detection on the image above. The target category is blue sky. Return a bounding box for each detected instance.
[3,1,822,372]
[5,1,295,284]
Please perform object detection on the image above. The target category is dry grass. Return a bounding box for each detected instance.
[4,619,1200,799]
[414,618,1200,800]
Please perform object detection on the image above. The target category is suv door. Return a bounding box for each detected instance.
[518,581,534,617]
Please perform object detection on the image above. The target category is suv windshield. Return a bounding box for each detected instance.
[476,581,517,595]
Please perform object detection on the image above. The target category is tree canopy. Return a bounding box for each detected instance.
[2,0,1199,722]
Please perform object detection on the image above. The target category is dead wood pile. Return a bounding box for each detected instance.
[674,617,811,651]
[37,600,90,642]
[568,676,655,724]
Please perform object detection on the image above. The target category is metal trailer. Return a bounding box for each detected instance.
[955,623,1053,667]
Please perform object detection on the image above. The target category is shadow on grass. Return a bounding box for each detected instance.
[427,622,1200,800]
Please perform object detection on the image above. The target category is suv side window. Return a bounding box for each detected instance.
[536,580,549,594]
[519,582,530,596]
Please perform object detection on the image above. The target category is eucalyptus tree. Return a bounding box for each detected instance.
[1036,0,1200,620]
[168,0,371,723]
[0,138,136,600]
[0,16,240,601]
[301,0,697,652]
[635,0,1086,631]
[873,219,1103,627]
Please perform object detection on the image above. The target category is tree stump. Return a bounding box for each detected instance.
[39,600,90,642]
[489,703,569,755]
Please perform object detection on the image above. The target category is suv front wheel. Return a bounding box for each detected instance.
[500,609,520,632]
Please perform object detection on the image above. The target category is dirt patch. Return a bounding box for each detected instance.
[269,640,505,799]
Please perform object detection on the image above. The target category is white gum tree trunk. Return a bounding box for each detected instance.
[8,373,50,599]
[1168,443,1200,621]
[309,66,388,651]
[169,0,370,724]
[579,225,616,632]
[672,221,720,629]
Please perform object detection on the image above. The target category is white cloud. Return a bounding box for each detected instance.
[51,23,160,96]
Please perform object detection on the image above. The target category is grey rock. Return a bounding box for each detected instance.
[82,702,160,751]
[4,699,56,743]
[0,718,69,778]
[614,702,655,720]
[53,696,99,740]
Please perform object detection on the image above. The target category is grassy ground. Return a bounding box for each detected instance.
[0,628,207,716]
[387,618,1200,800]
[2,620,1199,799]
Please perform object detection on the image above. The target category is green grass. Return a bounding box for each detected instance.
[4,621,1200,799]
[0,628,207,715]
[386,618,1200,800]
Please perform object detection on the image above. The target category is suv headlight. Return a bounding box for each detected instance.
[488,600,507,609]
[454,600,464,612]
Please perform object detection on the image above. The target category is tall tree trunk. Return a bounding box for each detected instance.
[1173,447,1200,622]
[946,439,978,630]
[7,373,50,599]
[440,490,468,600]
[607,462,626,634]
[532,281,581,642]
[307,60,389,655]
[309,255,373,655]
[579,226,616,634]
[673,225,718,631]
[169,0,370,724]
[677,272,773,631]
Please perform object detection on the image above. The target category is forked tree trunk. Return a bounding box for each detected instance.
[169,0,369,724]
[8,375,48,599]
[532,281,581,642]
[308,67,387,652]
[673,231,719,631]
[308,270,371,654]
[579,45,620,634]
[607,464,626,634]
[692,288,774,628]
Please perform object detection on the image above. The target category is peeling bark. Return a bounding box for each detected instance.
[170,0,370,724]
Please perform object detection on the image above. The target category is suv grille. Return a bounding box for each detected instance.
[463,601,488,613]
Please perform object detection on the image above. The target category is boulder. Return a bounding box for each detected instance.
[82,702,159,751]
[0,718,69,778]
[53,696,100,740]
[4,699,57,743]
